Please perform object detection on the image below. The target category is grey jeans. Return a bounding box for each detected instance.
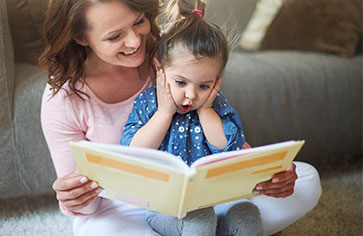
[145,201,265,236]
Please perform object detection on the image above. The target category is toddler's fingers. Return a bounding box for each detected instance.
[214,76,223,90]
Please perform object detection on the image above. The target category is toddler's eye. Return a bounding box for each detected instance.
[200,85,210,90]
[175,80,186,86]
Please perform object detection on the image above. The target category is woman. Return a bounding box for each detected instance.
[40,0,321,235]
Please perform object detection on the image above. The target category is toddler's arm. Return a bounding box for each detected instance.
[129,70,176,149]
[198,78,228,149]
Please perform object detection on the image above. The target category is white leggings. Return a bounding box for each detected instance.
[73,161,322,236]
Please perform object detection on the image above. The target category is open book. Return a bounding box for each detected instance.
[71,140,305,219]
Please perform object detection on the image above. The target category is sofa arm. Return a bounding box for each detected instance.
[0,0,19,196]
[0,0,14,106]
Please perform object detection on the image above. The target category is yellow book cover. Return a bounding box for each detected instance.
[70,140,305,219]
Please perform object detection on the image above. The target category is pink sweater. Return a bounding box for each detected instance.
[41,77,152,215]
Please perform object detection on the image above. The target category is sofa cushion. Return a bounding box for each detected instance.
[0,0,21,196]
[261,0,362,57]
[6,0,48,64]
[13,63,55,197]
[205,0,257,46]
[0,1,26,197]
[239,0,283,51]
[240,0,362,57]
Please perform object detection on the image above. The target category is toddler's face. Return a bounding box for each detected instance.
[164,52,222,114]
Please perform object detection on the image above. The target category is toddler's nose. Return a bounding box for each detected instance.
[185,88,196,100]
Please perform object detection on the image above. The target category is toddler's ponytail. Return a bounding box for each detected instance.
[158,0,229,72]
[166,0,206,23]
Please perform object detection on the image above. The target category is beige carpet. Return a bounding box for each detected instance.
[0,158,361,236]
[284,158,362,236]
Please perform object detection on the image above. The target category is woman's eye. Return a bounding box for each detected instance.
[108,34,120,41]
[134,17,145,26]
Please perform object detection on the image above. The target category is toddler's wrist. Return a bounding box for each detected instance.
[198,107,214,114]
[156,109,174,119]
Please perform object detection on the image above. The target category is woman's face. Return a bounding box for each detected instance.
[81,1,151,68]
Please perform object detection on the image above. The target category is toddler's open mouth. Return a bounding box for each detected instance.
[181,104,191,113]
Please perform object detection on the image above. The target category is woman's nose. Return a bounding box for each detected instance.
[124,30,141,48]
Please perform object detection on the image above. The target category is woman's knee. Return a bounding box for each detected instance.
[295,161,322,208]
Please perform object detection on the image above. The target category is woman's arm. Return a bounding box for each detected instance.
[41,86,102,215]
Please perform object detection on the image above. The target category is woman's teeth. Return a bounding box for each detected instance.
[121,48,138,55]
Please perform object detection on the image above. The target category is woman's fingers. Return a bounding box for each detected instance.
[56,181,100,202]
[52,172,88,192]
[271,163,297,183]
[253,163,298,198]
[52,171,102,210]
[265,189,294,198]
[254,182,295,197]
[255,176,296,191]
[61,190,101,211]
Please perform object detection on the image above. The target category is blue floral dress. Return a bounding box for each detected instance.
[121,86,245,166]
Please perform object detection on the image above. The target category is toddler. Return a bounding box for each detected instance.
[121,0,265,235]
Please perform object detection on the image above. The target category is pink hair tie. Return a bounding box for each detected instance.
[192,9,203,18]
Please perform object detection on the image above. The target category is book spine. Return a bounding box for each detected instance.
[176,173,195,219]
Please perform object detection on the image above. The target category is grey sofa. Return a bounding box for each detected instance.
[1,0,362,233]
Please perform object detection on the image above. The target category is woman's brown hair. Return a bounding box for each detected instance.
[158,0,229,71]
[39,0,163,99]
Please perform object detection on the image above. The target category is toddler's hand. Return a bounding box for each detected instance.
[156,69,177,116]
[199,76,222,110]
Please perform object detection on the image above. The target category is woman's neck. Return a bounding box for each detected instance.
[83,53,153,104]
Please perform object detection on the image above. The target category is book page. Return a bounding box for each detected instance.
[78,141,191,172]
[190,140,300,168]
[186,140,304,211]
[71,141,194,217]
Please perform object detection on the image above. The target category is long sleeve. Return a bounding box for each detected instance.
[41,85,97,216]
[41,85,86,178]
[121,86,158,146]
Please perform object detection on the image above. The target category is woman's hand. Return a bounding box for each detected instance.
[52,171,102,212]
[252,163,298,198]
[156,69,177,115]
